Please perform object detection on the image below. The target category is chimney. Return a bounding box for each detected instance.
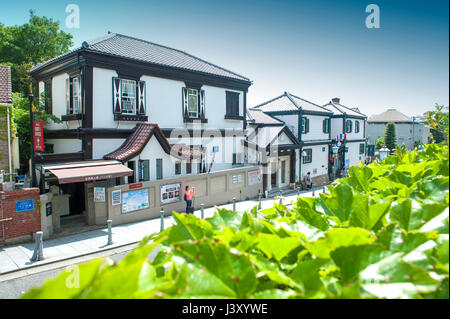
[331,97,340,104]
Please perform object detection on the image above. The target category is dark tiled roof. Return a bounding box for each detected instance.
[247,108,283,125]
[323,100,367,118]
[30,33,251,83]
[253,92,332,114]
[104,123,202,162]
[367,109,413,123]
[0,66,12,104]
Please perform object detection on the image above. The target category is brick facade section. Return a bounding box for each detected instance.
[0,188,41,244]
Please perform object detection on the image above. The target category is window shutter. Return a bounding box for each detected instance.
[138,81,146,115]
[45,80,52,114]
[323,118,326,133]
[65,78,70,114]
[226,92,231,115]
[306,118,310,133]
[199,90,205,118]
[113,77,121,114]
[350,120,353,133]
[182,87,188,118]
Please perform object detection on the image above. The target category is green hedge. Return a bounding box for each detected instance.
[23,144,449,299]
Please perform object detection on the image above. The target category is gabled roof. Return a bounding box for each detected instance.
[0,66,12,104]
[367,108,414,123]
[30,33,251,83]
[323,100,367,118]
[246,125,300,149]
[104,123,203,162]
[252,91,332,114]
[247,108,283,125]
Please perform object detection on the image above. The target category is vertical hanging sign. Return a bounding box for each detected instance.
[33,120,44,152]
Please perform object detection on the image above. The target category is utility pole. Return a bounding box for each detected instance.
[28,92,36,188]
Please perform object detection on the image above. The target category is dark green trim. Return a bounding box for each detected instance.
[302,140,332,146]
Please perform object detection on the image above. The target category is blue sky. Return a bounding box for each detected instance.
[1,0,448,117]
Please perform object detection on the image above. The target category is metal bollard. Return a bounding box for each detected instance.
[312,188,315,196]
[107,220,112,245]
[279,191,283,204]
[297,187,300,196]
[160,208,165,232]
[233,197,236,212]
[258,192,262,210]
[323,186,326,193]
[30,231,44,261]
[201,203,204,219]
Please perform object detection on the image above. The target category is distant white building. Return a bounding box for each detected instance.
[366,108,430,150]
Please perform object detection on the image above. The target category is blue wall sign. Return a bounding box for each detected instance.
[15,199,35,213]
[322,147,326,152]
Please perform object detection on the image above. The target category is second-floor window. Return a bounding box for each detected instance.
[323,118,330,133]
[113,77,146,116]
[188,89,198,118]
[65,76,82,114]
[226,91,240,117]
[121,79,136,114]
[302,117,310,134]
[182,87,205,120]
[346,120,353,133]
[355,120,360,133]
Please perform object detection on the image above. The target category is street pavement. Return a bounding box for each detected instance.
[0,187,321,278]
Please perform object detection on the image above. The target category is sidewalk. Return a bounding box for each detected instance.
[0,187,321,275]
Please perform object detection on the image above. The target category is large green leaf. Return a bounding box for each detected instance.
[22,259,104,299]
[166,212,214,243]
[305,227,376,259]
[257,233,302,262]
[172,240,257,298]
[319,183,353,222]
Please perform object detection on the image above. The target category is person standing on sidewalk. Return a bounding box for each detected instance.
[184,185,195,214]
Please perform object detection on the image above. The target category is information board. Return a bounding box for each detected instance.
[122,189,149,213]
[161,183,181,205]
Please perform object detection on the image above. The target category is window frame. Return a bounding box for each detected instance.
[187,88,199,118]
[359,143,365,155]
[346,120,353,133]
[139,160,150,182]
[302,148,312,164]
[355,120,360,133]
[156,159,163,180]
[175,161,182,175]
[65,75,82,115]
[120,79,137,115]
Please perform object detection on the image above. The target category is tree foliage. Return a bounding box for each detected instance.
[425,104,449,146]
[384,122,397,152]
[12,92,61,172]
[22,144,449,299]
[375,137,385,150]
[0,10,73,95]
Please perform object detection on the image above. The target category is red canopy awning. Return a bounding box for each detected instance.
[49,163,133,184]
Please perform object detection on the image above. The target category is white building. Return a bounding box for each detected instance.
[366,108,430,150]
[322,97,367,180]
[30,33,252,216]
[245,108,300,192]
[251,92,333,187]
